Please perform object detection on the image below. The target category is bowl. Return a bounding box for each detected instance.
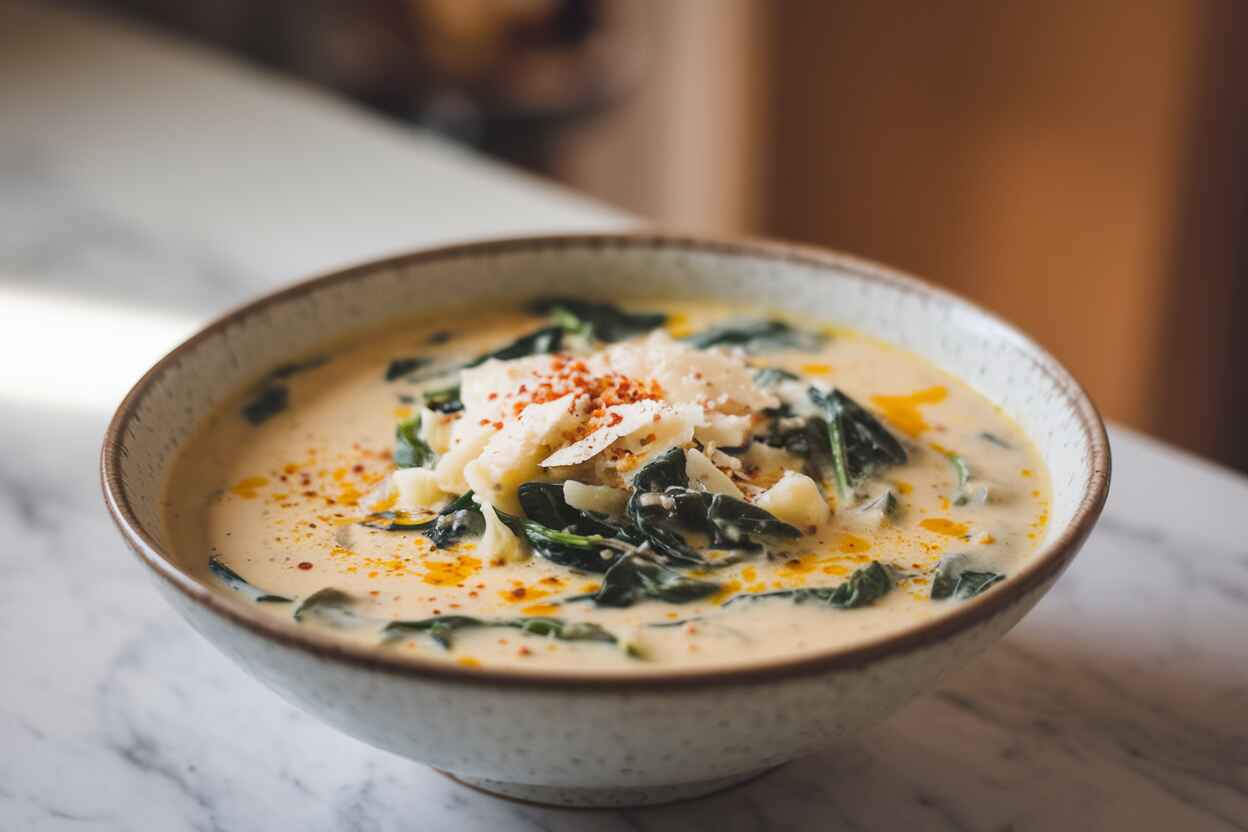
[101,234,1110,808]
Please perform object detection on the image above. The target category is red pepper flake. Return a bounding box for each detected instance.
[487,392,498,401]
[297,561,314,571]
[351,464,365,474]
[518,646,533,657]
[492,421,504,430]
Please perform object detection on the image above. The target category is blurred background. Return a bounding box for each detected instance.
[53,0,1248,472]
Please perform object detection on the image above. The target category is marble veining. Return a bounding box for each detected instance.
[1,2,1246,829]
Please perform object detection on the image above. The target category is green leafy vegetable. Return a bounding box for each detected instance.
[499,510,631,573]
[422,384,463,413]
[241,386,289,426]
[979,432,1012,449]
[809,387,907,499]
[394,416,435,469]
[593,555,721,607]
[858,487,900,522]
[528,297,667,342]
[627,448,800,560]
[753,367,801,387]
[930,555,1004,600]
[724,561,892,609]
[292,587,361,626]
[385,356,430,381]
[240,355,329,425]
[945,450,972,506]
[465,326,564,368]
[363,491,484,548]
[382,615,617,650]
[208,557,292,603]
[684,319,825,353]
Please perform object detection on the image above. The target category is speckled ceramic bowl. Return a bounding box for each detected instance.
[102,234,1109,808]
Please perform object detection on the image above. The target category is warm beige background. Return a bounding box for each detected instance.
[554,0,1248,471]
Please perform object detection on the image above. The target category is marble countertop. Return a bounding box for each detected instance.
[2,4,1245,830]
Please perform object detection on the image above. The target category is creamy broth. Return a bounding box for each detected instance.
[165,301,1049,672]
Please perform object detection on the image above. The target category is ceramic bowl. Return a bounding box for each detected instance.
[102,234,1110,808]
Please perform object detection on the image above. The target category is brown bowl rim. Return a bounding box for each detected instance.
[100,232,1111,690]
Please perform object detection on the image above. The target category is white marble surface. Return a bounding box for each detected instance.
[2,4,1246,830]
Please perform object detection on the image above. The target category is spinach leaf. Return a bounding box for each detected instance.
[208,557,292,603]
[394,416,435,469]
[382,614,482,648]
[382,615,617,650]
[945,450,971,506]
[593,555,721,608]
[930,555,1004,600]
[684,319,825,353]
[292,587,361,626]
[724,561,892,609]
[528,297,667,342]
[979,431,1012,449]
[241,385,288,426]
[498,510,630,573]
[516,482,641,548]
[240,355,329,425]
[422,384,464,413]
[753,367,801,387]
[385,356,429,381]
[764,411,831,459]
[858,487,900,522]
[465,326,564,368]
[626,448,800,559]
[809,387,907,498]
[363,491,484,549]
[632,446,690,491]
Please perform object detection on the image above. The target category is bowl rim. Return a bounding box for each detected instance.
[101,232,1111,690]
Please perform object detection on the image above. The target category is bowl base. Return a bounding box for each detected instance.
[437,765,780,808]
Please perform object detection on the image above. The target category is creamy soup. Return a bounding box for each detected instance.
[165,300,1049,672]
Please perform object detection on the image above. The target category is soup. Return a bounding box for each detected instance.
[164,299,1049,672]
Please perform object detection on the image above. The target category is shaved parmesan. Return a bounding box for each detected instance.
[563,481,629,516]
[540,401,663,468]
[685,448,745,498]
[464,394,582,512]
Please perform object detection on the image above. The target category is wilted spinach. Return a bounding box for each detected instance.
[753,367,801,387]
[464,326,564,368]
[945,450,971,506]
[809,387,907,498]
[394,415,435,468]
[529,297,667,343]
[292,587,363,627]
[684,319,825,353]
[240,355,329,425]
[385,356,429,382]
[382,615,617,650]
[208,557,292,603]
[593,555,721,607]
[363,491,484,548]
[627,448,799,561]
[724,561,892,609]
[930,555,1004,601]
[422,384,464,413]
[979,432,1013,449]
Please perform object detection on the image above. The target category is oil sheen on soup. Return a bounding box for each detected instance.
[164,299,1050,673]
